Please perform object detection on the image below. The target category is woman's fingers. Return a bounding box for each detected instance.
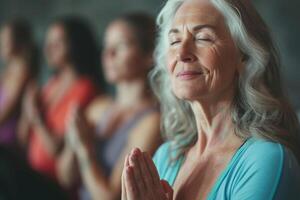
[161,180,173,200]
[128,148,147,194]
[72,108,91,143]
[125,166,139,199]
[143,152,168,199]
[67,103,78,123]
[68,106,86,143]
[121,155,128,200]
[125,153,131,169]
[135,149,155,195]
[121,174,127,200]
[144,152,161,184]
[65,106,81,150]
[126,148,171,200]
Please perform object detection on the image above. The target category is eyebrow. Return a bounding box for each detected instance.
[168,24,216,35]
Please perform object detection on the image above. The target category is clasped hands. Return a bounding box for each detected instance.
[122,148,173,200]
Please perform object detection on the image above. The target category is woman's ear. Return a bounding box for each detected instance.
[237,51,248,74]
[241,52,249,63]
[145,52,154,70]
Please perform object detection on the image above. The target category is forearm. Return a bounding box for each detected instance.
[17,114,31,147]
[77,146,119,200]
[34,121,62,156]
[57,147,80,189]
[0,110,15,126]
[0,73,27,126]
[0,99,20,126]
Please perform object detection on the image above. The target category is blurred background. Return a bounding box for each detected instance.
[0,0,299,109]
[0,0,298,108]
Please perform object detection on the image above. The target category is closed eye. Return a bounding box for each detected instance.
[170,40,181,46]
[196,38,212,42]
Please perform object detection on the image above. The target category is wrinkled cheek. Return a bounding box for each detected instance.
[166,53,177,74]
[208,72,218,90]
[210,69,235,94]
[170,77,179,97]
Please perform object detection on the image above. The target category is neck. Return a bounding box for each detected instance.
[115,78,151,109]
[57,64,78,82]
[7,55,24,66]
[190,89,241,155]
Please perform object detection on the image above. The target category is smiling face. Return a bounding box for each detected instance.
[167,0,243,102]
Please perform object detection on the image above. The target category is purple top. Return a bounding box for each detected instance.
[0,86,18,146]
[95,106,158,175]
[80,106,158,200]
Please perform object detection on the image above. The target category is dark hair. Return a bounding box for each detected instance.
[117,12,156,54]
[5,18,39,79]
[53,16,105,89]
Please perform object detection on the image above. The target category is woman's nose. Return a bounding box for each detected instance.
[177,39,197,63]
[104,47,116,59]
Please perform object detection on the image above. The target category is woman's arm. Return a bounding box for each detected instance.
[0,66,29,126]
[82,111,161,200]
[17,80,37,147]
[33,118,63,156]
[76,142,118,200]
[231,142,300,200]
[61,104,117,199]
[65,106,161,200]
[24,83,62,156]
[57,145,80,189]
[17,111,32,147]
[56,98,110,189]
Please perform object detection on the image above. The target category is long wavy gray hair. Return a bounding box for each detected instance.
[150,0,300,161]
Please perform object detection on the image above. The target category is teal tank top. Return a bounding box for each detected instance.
[153,137,300,200]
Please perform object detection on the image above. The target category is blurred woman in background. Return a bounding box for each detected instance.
[0,19,39,150]
[62,12,161,200]
[18,17,104,194]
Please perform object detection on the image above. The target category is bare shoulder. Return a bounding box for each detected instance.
[2,64,30,92]
[127,109,161,151]
[85,95,113,125]
[133,109,160,131]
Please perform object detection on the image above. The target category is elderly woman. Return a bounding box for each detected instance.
[121,0,300,199]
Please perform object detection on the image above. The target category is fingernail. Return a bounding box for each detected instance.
[126,166,132,173]
[131,148,137,155]
[132,148,141,156]
[130,153,137,161]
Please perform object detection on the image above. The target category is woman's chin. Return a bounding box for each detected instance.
[173,89,205,102]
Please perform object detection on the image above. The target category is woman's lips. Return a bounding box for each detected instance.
[176,70,204,80]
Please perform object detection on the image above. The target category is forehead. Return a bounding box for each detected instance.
[172,0,224,28]
[106,21,131,36]
[107,20,126,32]
[105,20,137,43]
[1,26,11,36]
[48,24,65,37]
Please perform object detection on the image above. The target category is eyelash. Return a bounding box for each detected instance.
[196,38,212,42]
[170,41,180,46]
[170,37,212,46]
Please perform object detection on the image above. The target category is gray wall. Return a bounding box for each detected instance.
[253,0,300,110]
[0,0,299,109]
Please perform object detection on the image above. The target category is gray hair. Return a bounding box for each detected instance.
[150,0,300,160]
